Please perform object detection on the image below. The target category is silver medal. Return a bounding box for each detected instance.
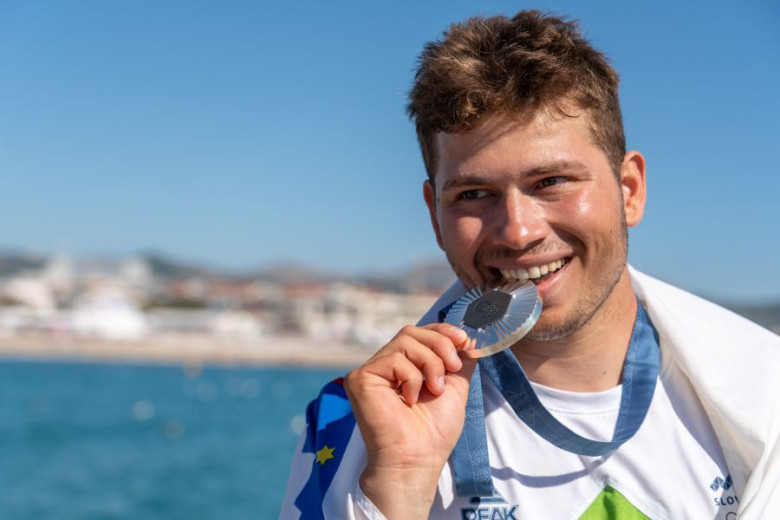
[443,280,542,358]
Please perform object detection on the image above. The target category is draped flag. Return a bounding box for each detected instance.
[293,378,356,519]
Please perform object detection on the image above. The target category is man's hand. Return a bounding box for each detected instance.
[344,323,477,520]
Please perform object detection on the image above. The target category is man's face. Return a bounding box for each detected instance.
[423,111,645,341]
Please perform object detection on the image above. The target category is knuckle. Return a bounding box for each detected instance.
[407,369,423,384]
[343,369,359,391]
[397,335,420,353]
[399,324,416,337]
[429,334,453,352]
[389,351,408,364]
[344,363,371,386]
[430,322,452,332]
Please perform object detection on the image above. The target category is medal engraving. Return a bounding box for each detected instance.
[463,290,512,329]
[442,280,542,358]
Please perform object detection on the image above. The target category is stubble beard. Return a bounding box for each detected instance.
[525,223,629,343]
[443,220,630,344]
[444,252,482,291]
[524,258,625,342]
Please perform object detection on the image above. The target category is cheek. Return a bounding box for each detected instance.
[439,214,484,254]
[550,190,623,247]
[572,186,622,224]
[570,194,593,220]
[548,192,597,231]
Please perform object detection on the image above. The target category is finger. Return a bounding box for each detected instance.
[422,323,470,349]
[375,324,468,372]
[366,325,426,363]
[395,337,449,396]
[392,353,427,405]
[444,355,479,405]
[454,355,478,381]
[361,324,470,396]
[414,324,470,372]
[371,333,448,396]
[398,328,458,373]
[362,351,426,405]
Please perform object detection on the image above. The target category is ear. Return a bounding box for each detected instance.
[423,180,445,249]
[620,151,646,228]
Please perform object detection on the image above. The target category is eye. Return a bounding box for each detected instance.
[537,176,568,189]
[457,189,491,200]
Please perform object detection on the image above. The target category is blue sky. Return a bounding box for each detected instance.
[1,0,778,302]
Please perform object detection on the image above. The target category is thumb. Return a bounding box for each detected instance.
[445,355,478,404]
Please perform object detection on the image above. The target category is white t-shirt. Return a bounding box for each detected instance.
[281,353,740,519]
[418,358,740,519]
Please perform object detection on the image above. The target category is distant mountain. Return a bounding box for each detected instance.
[141,252,216,280]
[0,251,46,276]
[249,259,456,293]
[720,301,780,334]
[356,260,455,293]
[251,261,345,284]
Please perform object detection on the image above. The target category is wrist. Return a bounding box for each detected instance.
[359,465,441,520]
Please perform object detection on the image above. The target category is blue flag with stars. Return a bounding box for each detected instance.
[294,378,357,519]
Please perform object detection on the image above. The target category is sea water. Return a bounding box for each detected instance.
[0,360,347,519]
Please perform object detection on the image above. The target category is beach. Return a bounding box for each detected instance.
[0,333,372,368]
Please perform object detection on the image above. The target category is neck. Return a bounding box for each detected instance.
[510,269,638,392]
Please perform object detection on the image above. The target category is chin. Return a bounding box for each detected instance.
[525,324,575,342]
[523,303,591,342]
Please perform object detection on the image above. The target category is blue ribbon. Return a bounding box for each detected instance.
[449,301,660,497]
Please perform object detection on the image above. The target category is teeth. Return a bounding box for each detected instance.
[513,268,529,281]
[500,259,566,281]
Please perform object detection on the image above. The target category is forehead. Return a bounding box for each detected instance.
[432,110,602,184]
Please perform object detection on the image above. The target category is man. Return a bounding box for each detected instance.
[280,10,779,519]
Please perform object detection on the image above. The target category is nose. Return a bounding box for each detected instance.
[492,190,548,250]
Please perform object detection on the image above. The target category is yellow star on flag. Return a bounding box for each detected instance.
[317,444,336,466]
[315,445,336,466]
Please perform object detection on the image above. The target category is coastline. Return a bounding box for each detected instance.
[0,333,372,369]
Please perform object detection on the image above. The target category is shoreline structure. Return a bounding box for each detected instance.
[0,333,372,368]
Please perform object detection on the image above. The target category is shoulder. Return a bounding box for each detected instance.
[629,267,780,503]
[629,266,780,421]
[629,266,779,347]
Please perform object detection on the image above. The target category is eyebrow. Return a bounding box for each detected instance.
[440,160,589,192]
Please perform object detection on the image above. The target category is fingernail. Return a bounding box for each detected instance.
[437,376,445,388]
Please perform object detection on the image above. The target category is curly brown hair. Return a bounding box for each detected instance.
[408,10,625,184]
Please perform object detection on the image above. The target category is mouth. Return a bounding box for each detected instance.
[491,258,569,285]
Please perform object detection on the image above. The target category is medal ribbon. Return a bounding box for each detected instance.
[449,301,660,497]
